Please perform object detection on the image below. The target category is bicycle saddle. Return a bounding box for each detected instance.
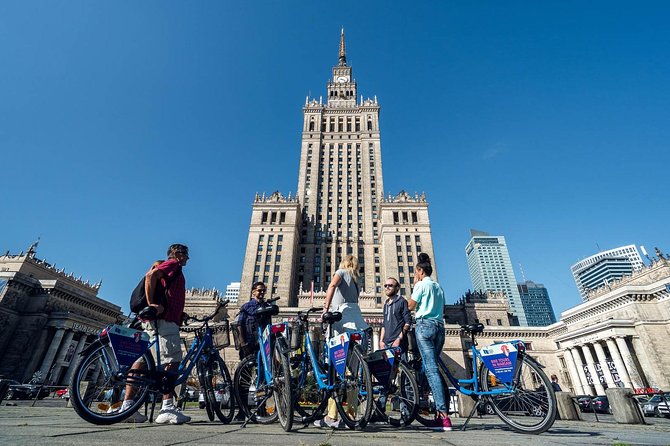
[138,306,159,321]
[462,323,485,334]
[256,304,280,317]
[322,311,342,324]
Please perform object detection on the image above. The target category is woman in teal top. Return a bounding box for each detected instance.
[408,253,452,431]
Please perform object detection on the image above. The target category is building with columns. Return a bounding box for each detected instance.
[0,245,123,385]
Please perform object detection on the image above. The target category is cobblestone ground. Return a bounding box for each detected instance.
[1,401,670,445]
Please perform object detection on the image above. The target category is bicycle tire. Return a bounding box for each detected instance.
[293,353,328,423]
[70,341,154,425]
[198,358,215,421]
[335,344,373,430]
[273,336,294,431]
[376,361,419,427]
[413,363,449,427]
[204,353,235,424]
[234,354,279,424]
[479,354,557,434]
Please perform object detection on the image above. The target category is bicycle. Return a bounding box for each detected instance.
[367,345,420,427]
[69,299,235,425]
[233,296,295,432]
[288,307,373,430]
[409,322,557,434]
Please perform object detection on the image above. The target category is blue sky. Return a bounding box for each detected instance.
[2,1,668,318]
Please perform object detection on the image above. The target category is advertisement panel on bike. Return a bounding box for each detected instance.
[327,332,350,378]
[106,325,150,367]
[480,341,520,384]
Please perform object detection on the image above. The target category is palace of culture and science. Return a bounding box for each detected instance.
[239,30,438,307]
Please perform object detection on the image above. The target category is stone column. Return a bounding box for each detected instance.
[62,334,89,385]
[21,327,52,383]
[615,336,643,389]
[570,347,593,396]
[579,344,605,395]
[606,337,632,388]
[563,348,586,395]
[631,336,659,389]
[51,330,75,385]
[38,328,66,379]
[592,341,616,388]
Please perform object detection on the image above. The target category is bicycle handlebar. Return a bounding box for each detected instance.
[184,298,230,324]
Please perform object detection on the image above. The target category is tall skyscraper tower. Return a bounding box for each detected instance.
[570,244,644,300]
[517,281,557,326]
[465,230,527,325]
[239,30,439,305]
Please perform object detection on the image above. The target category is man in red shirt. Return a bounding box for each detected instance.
[121,244,191,424]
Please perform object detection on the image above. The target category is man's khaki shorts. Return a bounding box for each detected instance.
[142,319,184,365]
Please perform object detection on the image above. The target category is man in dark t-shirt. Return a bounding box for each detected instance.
[379,277,412,351]
[236,281,269,360]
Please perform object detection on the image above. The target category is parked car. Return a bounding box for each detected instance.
[576,395,594,412]
[591,396,611,414]
[3,380,50,400]
[657,398,670,418]
[198,385,231,409]
[184,386,198,402]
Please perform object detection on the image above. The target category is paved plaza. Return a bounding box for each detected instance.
[1,402,670,446]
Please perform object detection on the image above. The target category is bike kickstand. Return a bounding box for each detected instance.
[460,398,482,431]
[241,392,273,428]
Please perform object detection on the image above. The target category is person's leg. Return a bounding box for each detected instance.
[154,321,190,425]
[415,320,447,417]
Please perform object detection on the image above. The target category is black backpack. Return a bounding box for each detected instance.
[129,266,182,314]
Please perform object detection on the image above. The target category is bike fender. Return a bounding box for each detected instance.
[79,338,103,357]
[522,354,545,369]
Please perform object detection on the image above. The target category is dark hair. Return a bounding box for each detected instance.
[416,253,433,276]
[251,282,266,292]
[167,244,189,259]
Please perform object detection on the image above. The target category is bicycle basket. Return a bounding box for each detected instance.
[229,321,241,350]
[289,321,304,350]
[212,319,230,349]
[405,327,419,354]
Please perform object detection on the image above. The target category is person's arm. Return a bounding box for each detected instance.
[379,326,386,350]
[408,282,422,311]
[322,273,342,316]
[145,267,166,314]
[401,299,412,331]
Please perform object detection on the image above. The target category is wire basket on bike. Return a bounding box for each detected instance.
[212,319,230,349]
[229,321,241,350]
[289,320,304,350]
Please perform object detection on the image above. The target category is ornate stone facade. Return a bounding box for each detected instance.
[0,246,122,384]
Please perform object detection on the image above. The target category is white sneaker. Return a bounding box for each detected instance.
[122,410,148,423]
[155,407,191,425]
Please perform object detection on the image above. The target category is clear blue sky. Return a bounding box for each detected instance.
[2,1,668,317]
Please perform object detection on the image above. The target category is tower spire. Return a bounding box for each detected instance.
[338,27,347,66]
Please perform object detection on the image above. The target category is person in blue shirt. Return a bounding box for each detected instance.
[236,282,268,360]
[408,253,452,432]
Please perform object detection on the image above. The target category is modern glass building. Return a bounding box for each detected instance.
[465,230,527,326]
[517,281,557,327]
[570,245,644,300]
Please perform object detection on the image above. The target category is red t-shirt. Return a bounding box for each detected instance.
[155,259,186,324]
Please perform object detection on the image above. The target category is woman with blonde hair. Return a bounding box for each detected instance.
[314,254,369,428]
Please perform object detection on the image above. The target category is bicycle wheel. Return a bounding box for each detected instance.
[204,353,235,424]
[375,362,419,427]
[335,344,373,430]
[198,358,215,421]
[273,337,294,431]
[414,362,449,426]
[70,341,154,425]
[479,355,557,434]
[293,352,328,423]
[234,354,279,424]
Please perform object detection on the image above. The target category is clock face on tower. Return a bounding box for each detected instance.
[336,75,349,83]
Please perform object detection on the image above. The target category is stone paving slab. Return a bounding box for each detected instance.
[1,406,670,445]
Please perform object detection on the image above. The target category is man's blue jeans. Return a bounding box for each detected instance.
[416,318,447,413]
